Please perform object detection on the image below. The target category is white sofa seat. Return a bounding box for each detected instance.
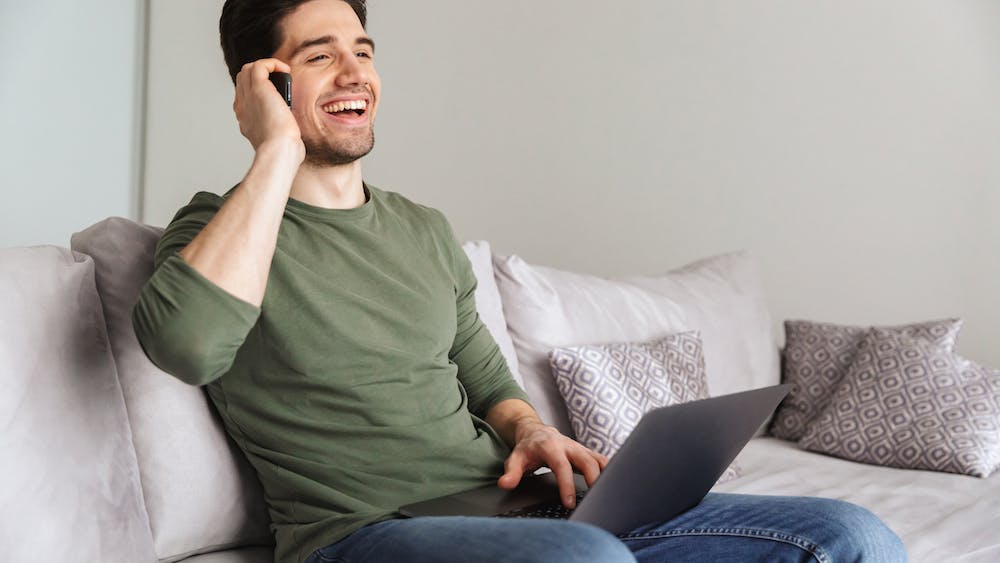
[716,438,1000,562]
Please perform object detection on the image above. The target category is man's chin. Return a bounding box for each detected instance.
[303,137,375,167]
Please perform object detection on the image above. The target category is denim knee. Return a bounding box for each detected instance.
[812,498,907,562]
[535,521,636,563]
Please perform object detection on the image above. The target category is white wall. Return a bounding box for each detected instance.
[0,0,143,247]
[142,0,252,225]
[142,1,1000,367]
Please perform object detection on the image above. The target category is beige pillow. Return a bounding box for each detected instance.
[494,251,779,436]
[0,246,156,562]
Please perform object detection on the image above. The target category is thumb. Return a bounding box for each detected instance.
[498,451,527,490]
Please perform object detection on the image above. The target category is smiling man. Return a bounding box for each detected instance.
[132,1,908,562]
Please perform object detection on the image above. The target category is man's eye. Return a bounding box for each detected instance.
[356,52,372,59]
[307,54,329,63]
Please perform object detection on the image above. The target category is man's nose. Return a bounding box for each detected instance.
[335,52,369,87]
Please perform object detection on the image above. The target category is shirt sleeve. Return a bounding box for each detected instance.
[131,192,261,386]
[438,212,531,418]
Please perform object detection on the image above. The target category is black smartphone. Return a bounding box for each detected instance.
[269,72,292,108]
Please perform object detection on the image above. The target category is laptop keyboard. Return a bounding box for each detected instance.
[498,491,587,519]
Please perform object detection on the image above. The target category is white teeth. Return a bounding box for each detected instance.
[323,99,368,113]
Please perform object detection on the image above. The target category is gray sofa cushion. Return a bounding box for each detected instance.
[72,218,273,562]
[0,246,156,562]
[770,319,963,441]
[798,328,1000,477]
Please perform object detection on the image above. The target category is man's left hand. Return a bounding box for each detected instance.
[497,419,608,509]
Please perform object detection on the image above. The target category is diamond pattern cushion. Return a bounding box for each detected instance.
[548,332,740,483]
[798,328,1000,477]
[770,319,963,441]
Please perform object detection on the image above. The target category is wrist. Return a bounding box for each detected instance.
[239,139,304,201]
[255,137,305,168]
[511,416,549,444]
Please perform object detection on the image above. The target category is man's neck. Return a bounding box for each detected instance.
[288,160,367,209]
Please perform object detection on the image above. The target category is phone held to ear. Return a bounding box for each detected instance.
[269,72,292,108]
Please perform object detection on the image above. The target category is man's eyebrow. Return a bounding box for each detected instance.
[289,35,376,59]
[357,36,375,53]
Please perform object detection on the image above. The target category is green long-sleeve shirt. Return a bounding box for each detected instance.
[132,184,529,563]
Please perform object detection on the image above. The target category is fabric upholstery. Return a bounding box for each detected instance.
[71,218,273,562]
[622,252,780,398]
[770,319,963,441]
[717,437,1000,562]
[0,246,156,562]
[494,251,779,436]
[798,328,1000,477]
[548,332,740,483]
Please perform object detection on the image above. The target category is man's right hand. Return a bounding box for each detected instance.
[175,58,306,307]
[233,58,305,158]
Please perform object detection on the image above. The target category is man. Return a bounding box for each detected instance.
[133,1,907,561]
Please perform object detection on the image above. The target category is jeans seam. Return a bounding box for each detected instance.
[308,547,347,563]
[618,527,830,563]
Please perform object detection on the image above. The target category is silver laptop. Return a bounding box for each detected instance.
[398,384,790,534]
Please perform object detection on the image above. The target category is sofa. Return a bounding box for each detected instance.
[2,216,997,563]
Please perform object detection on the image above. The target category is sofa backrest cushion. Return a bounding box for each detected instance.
[0,246,156,562]
[72,218,272,562]
[493,251,780,436]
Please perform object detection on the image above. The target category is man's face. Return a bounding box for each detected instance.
[273,0,380,167]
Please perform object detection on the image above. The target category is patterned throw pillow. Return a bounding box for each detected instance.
[548,331,740,483]
[798,328,1000,477]
[770,319,963,441]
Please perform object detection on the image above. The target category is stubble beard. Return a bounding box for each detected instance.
[303,127,375,167]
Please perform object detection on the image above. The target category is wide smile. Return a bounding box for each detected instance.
[320,98,371,126]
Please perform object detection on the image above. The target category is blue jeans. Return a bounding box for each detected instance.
[305,493,907,562]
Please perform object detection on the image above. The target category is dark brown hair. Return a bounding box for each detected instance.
[219,0,367,84]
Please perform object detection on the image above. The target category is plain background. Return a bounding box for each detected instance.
[0,0,143,247]
[5,1,999,368]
